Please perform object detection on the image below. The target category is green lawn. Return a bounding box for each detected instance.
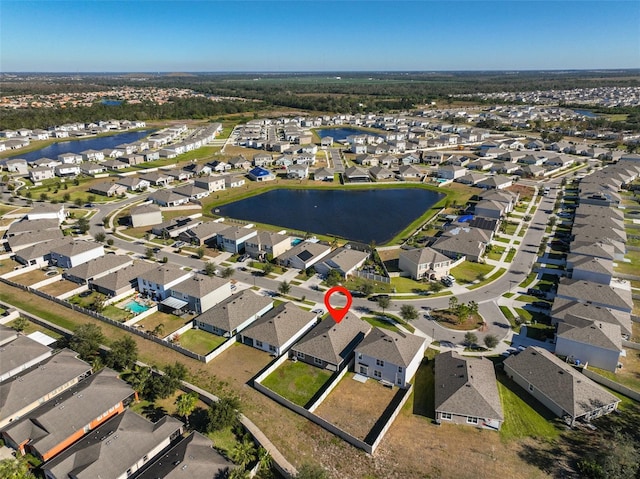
[497,374,561,442]
[505,248,516,262]
[494,236,511,243]
[363,315,400,332]
[390,276,433,294]
[261,360,332,407]
[177,329,227,355]
[486,246,506,262]
[449,261,494,284]
[102,305,133,322]
[519,272,537,288]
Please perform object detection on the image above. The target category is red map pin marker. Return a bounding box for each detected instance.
[324,286,352,324]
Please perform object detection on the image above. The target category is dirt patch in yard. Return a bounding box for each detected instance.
[38,279,80,297]
[314,372,397,440]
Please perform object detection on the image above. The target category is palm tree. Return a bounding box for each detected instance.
[122,364,152,398]
[256,446,272,474]
[175,392,199,427]
[230,439,257,469]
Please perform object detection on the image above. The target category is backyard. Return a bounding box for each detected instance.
[314,372,398,440]
[176,328,227,355]
[38,279,81,297]
[261,360,333,407]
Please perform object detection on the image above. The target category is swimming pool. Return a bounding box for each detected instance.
[291,238,303,246]
[124,300,150,314]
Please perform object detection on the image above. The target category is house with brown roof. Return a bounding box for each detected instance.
[434,351,504,430]
[240,302,318,356]
[291,313,371,372]
[503,347,620,426]
[354,328,426,388]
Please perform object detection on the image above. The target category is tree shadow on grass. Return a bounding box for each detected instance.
[412,357,435,419]
[189,406,210,434]
[141,404,168,422]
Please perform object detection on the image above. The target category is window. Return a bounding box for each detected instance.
[359,366,368,374]
[296,351,305,359]
[467,416,478,425]
[269,345,276,352]
[374,370,382,378]
[441,412,452,421]
[398,366,403,373]
[314,357,323,365]
[376,359,384,367]
[256,340,263,348]
[528,384,534,392]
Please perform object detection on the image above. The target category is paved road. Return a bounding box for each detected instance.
[329,148,345,172]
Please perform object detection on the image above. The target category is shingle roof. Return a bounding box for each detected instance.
[556,278,633,312]
[64,255,132,282]
[356,328,425,368]
[557,320,621,351]
[8,229,65,251]
[292,313,371,366]
[50,240,103,259]
[503,347,619,418]
[139,264,192,287]
[0,349,91,424]
[195,290,273,333]
[434,351,503,421]
[551,297,632,336]
[0,335,52,379]
[130,204,161,216]
[7,218,60,236]
[242,302,316,348]
[400,247,450,266]
[170,274,230,299]
[43,409,183,479]
[2,368,133,457]
[135,432,234,479]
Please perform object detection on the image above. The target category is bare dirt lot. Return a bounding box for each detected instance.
[314,372,397,440]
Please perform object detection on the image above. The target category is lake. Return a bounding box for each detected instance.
[316,127,383,142]
[573,109,598,118]
[101,100,123,106]
[8,129,155,163]
[215,187,444,244]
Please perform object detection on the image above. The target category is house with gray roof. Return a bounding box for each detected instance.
[0,349,91,429]
[135,431,235,479]
[555,278,633,313]
[195,290,273,337]
[149,189,191,207]
[474,199,507,219]
[240,302,318,356]
[476,175,513,190]
[343,166,371,182]
[369,166,394,181]
[0,335,53,383]
[137,264,193,301]
[6,218,60,238]
[398,247,452,281]
[165,274,232,315]
[172,184,210,200]
[49,240,104,269]
[177,220,229,247]
[503,347,620,426]
[130,203,163,228]
[64,255,132,285]
[292,313,370,372]
[217,226,258,254]
[244,230,293,261]
[42,409,183,479]
[434,351,503,430]
[314,247,369,278]
[277,241,332,270]
[91,261,156,297]
[354,328,426,388]
[551,297,632,338]
[1,368,134,462]
[12,237,69,266]
[139,171,173,187]
[567,255,614,285]
[555,318,622,372]
[432,226,489,262]
[90,181,128,197]
[313,167,334,181]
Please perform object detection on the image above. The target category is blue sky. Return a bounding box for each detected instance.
[1,1,638,72]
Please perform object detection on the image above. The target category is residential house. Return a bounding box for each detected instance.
[177,220,228,247]
[151,216,201,239]
[57,152,82,164]
[42,409,183,479]
[139,171,173,187]
[91,261,156,298]
[164,274,232,315]
[287,163,309,179]
[354,154,379,167]
[172,184,210,201]
[6,218,60,238]
[228,156,252,170]
[555,318,622,372]
[245,231,293,261]
[217,226,258,254]
[343,166,371,182]
[0,349,91,429]
[313,167,334,181]
[474,199,507,219]
[437,165,466,180]
[457,173,486,186]
[240,302,318,356]
[102,159,128,170]
[0,335,53,383]
[80,163,105,176]
[291,313,371,371]
[81,149,104,162]
[1,368,135,463]
[354,328,426,388]
[149,189,191,207]
[7,228,65,253]
[64,255,132,285]
[434,351,504,430]
[476,175,513,190]
[432,226,489,262]
[137,264,193,300]
[48,240,104,269]
[130,204,163,228]
[194,176,226,192]
[248,167,276,182]
[29,166,55,182]
[195,290,274,337]
[54,164,80,177]
[503,347,620,426]
[568,255,614,285]
[276,241,332,270]
[314,247,369,278]
[555,278,633,314]
[5,159,29,174]
[27,203,65,223]
[398,247,452,281]
[369,166,394,181]
[90,181,128,197]
[135,432,235,479]
[116,176,150,192]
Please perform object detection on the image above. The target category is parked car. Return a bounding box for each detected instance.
[527,288,545,298]
[532,301,552,310]
[368,294,390,302]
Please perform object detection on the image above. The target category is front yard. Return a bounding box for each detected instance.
[261,360,332,407]
[450,261,494,284]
